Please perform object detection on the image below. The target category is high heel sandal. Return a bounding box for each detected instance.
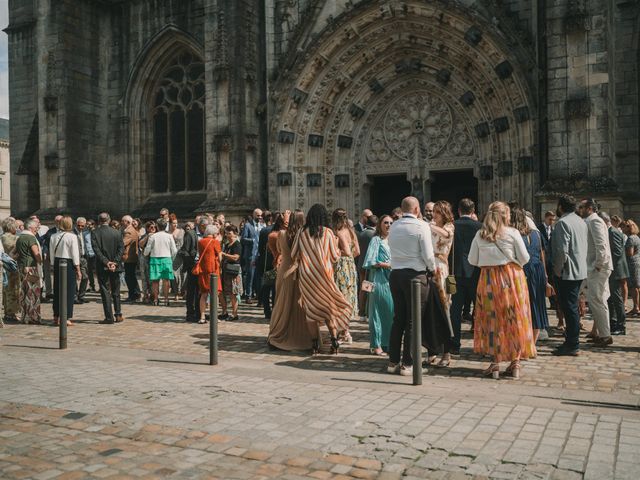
[437,354,451,368]
[505,360,521,379]
[483,363,499,379]
[330,336,340,355]
[312,338,320,355]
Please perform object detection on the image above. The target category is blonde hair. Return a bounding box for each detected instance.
[60,216,74,231]
[479,201,510,243]
[624,219,639,236]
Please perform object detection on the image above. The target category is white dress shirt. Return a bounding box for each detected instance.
[388,214,436,272]
[49,231,81,267]
[468,227,530,268]
[143,231,178,258]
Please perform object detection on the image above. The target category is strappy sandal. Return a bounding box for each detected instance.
[483,363,499,379]
[437,354,451,368]
[505,360,521,379]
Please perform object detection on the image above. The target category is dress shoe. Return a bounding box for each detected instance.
[115,315,124,323]
[593,336,613,347]
[99,319,115,324]
[449,348,460,356]
[611,329,626,336]
[552,346,580,356]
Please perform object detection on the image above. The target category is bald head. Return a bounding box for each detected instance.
[360,209,373,224]
[401,196,420,216]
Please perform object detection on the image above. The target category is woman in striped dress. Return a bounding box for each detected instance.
[292,204,352,354]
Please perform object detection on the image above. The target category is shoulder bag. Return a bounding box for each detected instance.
[222,241,242,276]
[262,247,277,287]
[445,239,457,295]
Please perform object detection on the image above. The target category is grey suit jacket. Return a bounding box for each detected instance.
[551,212,588,280]
[585,213,612,273]
[609,227,630,280]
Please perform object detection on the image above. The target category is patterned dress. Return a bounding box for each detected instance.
[431,222,455,323]
[334,238,358,322]
[1,232,20,319]
[292,228,352,332]
[15,233,42,324]
[362,236,393,350]
[626,235,640,288]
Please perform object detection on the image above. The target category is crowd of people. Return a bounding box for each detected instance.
[1,194,638,380]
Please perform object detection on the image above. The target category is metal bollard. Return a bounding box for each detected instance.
[59,259,68,350]
[209,274,219,365]
[411,278,422,385]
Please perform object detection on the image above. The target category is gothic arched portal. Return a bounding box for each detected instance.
[269,1,536,216]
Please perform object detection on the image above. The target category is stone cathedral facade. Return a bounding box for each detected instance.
[6,0,640,219]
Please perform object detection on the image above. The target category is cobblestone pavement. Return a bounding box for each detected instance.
[1,293,639,479]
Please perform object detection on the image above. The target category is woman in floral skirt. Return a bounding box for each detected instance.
[468,201,535,379]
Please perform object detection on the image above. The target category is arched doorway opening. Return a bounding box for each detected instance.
[370,174,412,216]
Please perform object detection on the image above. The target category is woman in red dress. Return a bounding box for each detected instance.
[196,224,222,324]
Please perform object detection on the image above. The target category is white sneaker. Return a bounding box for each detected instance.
[399,365,413,376]
[386,363,400,374]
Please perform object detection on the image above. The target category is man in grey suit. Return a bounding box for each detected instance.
[600,211,629,335]
[578,198,613,347]
[552,195,588,356]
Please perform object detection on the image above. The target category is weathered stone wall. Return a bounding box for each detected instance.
[6,0,640,219]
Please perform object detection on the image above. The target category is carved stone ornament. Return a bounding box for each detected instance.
[513,106,530,123]
[45,153,59,170]
[365,91,473,165]
[337,135,353,149]
[335,174,350,188]
[308,134,324,147]
[497,161,513,177]
[460,91,475,107]
[277,172,293,186]
[464,25,482,46]
[278,130,295,144]
[479,165,494,180]
[307,173,322,187]
[518,156,535,172]
[494,60,513,80]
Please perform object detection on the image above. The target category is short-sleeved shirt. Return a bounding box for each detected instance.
[16,234,39,269]
[223,240,241,264]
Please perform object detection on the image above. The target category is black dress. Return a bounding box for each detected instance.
[522,231,549,330]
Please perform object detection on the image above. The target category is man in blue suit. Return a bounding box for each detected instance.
[240,208,264,302]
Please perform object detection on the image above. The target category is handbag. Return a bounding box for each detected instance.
[1,252,18,272]
[446,240,457,295]
[261,246,277,286]
[223,262,241,275]
[361,280,375,292]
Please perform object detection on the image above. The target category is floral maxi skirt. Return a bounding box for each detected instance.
[473,263,536,362]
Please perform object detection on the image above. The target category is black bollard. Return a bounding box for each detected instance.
[209,274,219,365]
[411,278,422,385]
[59,259,68,350]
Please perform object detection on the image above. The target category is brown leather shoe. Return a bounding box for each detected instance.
[115,314,124,323]
[593,336,613,347]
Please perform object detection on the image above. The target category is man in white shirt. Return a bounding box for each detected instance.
[387,196,436,376]
[578,198,613,347]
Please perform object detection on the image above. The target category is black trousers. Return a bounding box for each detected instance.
[389,269,428,366]
[98,269,122,321]
[124,263,140,299]
[184,270,200,320]
[448,278,477,352]
[556,277,582,350]
[260,282,276,318]
[53,258,77,318]
[608,276,626,332]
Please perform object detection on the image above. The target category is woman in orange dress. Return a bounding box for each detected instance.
[291,204,351,354]
[196,224,222,324]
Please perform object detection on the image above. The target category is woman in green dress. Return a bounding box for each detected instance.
[363,215,394,355]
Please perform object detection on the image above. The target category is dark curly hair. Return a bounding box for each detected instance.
[305,204,330,238]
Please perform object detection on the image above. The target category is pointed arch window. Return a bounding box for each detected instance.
[152,50,205,192]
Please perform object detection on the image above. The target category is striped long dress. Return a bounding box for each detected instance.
[292,228,352,332]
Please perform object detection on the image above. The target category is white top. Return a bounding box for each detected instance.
[468,227,530,268]
[49,231,80,267]
[388,214,436,272]
[143,231,177,258]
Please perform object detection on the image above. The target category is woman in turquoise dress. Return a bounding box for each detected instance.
[363,215,394,355]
